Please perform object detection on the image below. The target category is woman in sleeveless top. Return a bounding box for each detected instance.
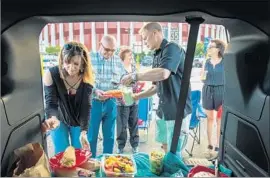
[41,41,95,154]
[201,39,226,159]
[116,46,140,154]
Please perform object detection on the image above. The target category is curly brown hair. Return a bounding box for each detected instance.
[119,46,132,61]
[58,41,95,85]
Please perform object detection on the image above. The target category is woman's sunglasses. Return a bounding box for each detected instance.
[208,45,217,49]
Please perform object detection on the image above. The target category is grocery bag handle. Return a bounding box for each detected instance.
[170,17,204,154]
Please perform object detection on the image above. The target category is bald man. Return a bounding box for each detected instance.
[88,35,125,157]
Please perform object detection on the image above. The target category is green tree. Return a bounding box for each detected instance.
[195,42,204,57]
[45,46,61,55]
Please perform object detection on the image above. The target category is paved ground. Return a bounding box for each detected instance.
[47,67,219,160]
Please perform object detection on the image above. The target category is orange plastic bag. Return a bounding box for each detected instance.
[103,90,123,98]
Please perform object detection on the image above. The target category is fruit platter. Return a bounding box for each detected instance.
[101,154,137,177]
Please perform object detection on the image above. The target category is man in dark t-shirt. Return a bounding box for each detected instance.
[121,22,192,158]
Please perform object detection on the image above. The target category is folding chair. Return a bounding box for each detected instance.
[185,90,207,157]
[138,97,153,143]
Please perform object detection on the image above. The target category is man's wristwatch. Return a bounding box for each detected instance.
[131,72,137,82]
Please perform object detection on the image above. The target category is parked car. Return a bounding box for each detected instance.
[193,57,204,68]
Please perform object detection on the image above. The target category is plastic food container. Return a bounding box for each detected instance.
[149,151,165,175]
[121,86,135,106]
[101,154,137,177]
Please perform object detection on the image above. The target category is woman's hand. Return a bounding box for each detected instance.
[41,116,60,133]
[80,131,91,151]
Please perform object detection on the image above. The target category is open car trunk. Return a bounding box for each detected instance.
[1,1,270,176]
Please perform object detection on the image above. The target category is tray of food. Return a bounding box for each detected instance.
[101,154,137,177]
[49,146,92,170]
[53,158,101,177]
[49,146,100,177]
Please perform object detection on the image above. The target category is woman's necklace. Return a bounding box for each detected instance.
[64,76,82,95]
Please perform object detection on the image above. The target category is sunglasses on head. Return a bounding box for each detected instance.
[101,43,115,53]
[64,43,83,52]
